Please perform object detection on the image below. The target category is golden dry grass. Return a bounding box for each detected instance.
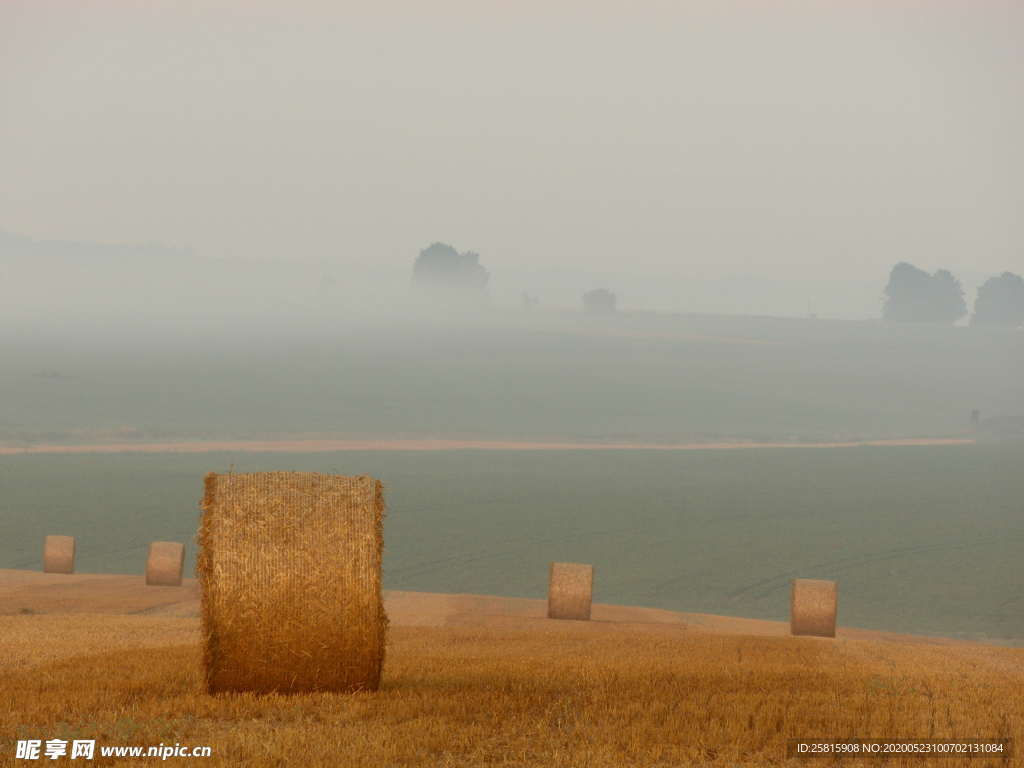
[2,614,1021,768]
[198,472,387,694]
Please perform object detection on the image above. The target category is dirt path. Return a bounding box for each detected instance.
[0,437,975,455]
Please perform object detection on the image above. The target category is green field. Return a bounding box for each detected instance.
[1,311,1021,446]
[2,444,1022,644]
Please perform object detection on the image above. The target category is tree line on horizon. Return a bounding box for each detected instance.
[412,242,1023,327]
[883,262,1024,327]
[412,242,620,314]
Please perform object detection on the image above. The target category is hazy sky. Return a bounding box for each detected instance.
[2,0,1021,286]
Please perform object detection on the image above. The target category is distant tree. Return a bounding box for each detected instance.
[928,269,968,325]
[882,262,966,324]
[971,272,1024,328]
[412,242,489,298]
[883,262,931,322]
[583,288,616,315]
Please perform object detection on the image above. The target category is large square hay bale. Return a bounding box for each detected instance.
[547,562,593,620]
[198,472,388,694]
[790,578,838,638]
[146,541,185,586]
[43,535,75,574]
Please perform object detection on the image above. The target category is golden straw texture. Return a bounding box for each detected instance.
[198,472,388,694]
[790,578,838,638]
[547,562,593,620]
[43,535,75,574]
[146,541,185,587]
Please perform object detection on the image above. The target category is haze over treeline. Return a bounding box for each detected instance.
[0,230,1018,324]
[2,0,1022,324]
[2,1,1021,449]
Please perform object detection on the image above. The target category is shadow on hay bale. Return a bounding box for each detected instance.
[146,541,185,586]
[43,535,75,574]
[548,562,594,621]
[198,471,388,694]
[790,578,838,638]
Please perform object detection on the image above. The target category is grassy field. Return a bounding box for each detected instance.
[0,312,1020,446]
[2,444,1022,644]
[2,614,1021,767]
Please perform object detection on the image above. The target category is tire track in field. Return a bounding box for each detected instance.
[720,534,1024,602]
[385,521,641,583]
[385,499,642,584]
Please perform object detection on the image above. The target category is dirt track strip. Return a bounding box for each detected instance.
[0,437,975,455]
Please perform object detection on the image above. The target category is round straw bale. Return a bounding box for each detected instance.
[43,535,75,574]
[198,472,388,694]
[790,578,838,638]
[146,541,185,586]
[547,561,593,621]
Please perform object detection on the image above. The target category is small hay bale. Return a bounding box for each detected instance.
[547,561,593,620]
[146,541,185,586]
[198,472,387,694]
[43,535,75,574]
[790,578,838,638]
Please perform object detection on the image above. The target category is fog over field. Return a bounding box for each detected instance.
[2,0,1022,321]
[0,298,1021,448]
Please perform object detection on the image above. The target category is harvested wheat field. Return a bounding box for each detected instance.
[2,570,1021,767]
